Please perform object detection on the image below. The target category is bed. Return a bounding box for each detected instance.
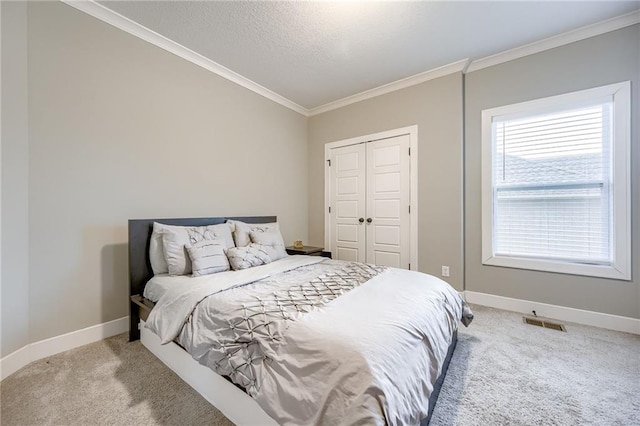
[129,216,472,425]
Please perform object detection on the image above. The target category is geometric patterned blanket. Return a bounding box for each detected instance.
[207,262,387,395]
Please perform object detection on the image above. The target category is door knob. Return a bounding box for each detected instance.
[366,218,372,223]
[358,218,364,223]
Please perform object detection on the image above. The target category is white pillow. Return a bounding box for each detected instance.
[226,244,273,270]
[249,228,288,261]
[186,239,230,277]
[228,220,279,247]
[162,223,234,276]
[150,222,169,275]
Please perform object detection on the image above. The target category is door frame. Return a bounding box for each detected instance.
[324,125,419,270]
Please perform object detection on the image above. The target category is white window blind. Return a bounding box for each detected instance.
[493,103,612,264]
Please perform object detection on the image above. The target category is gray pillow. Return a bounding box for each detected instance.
[186,239,230,277]
[228,220,279,247]
[249,228,288,261]
[226,244,273,270]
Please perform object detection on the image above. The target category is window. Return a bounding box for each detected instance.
[482,82,630,280]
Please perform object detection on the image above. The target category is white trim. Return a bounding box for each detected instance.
[0,316,128,380]
[140,321,277,426]
[60,0,308,116]
[309,59,469,116]
[30,316,129,361]
[481,256,629,281]
[324,125,418,271]
[467,10,640,73]
[58,1,639,117]
[464,291,640,335]
[0,345,30,382]
[481,82,631,281]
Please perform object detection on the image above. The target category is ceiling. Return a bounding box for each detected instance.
[97,1,640,111]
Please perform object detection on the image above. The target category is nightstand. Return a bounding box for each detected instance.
[129,294,155,341]
[286,246,331,258]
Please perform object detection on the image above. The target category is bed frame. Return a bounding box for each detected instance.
[128,216,456,425]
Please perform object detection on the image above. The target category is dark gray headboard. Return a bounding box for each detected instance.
[128,216,277,298]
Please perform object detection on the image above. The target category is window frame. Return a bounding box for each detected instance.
[481,82,631,280]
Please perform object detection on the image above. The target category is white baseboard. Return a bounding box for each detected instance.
[1,316,128,381]
[464,291,640,335]
[0,345,31,382]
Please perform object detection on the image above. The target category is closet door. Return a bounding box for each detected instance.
[366,135,411,268]
[330,144,366,262]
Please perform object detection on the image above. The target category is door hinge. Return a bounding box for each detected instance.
[329,206,331,213]
[327,159,331,167]
[408,147,411,156]
[408,263,411,270]
[408,205,411,213]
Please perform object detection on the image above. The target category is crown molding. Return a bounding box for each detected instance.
[60,1,638,116]
[467,9,640,73]
[308,59,469,116]
[60,0,309,116]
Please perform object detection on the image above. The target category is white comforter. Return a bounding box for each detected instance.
[146,256,473,426]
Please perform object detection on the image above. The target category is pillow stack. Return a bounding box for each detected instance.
[150,220,289,277]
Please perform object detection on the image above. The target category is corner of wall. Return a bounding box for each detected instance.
[1,0,30,360]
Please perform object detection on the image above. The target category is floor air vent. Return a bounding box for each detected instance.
[523,316,566,332]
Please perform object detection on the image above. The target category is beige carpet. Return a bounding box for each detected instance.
[0,332,233,426]
[430,305,640,425]
[2,305,639,425]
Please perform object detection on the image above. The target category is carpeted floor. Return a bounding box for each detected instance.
[1,304,639,425]
[430,305,640,426]
[1,331,233,426]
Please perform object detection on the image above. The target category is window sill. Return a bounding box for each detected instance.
[482,255,630,281]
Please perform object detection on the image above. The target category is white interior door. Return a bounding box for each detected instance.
[329,134,411,268]
[366,135,411,268]
[330,144,366,262]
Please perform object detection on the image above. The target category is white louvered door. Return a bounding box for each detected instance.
[329,135,411,269]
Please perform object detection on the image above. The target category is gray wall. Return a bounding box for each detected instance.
[1,1,30,358]
[308,73,464,290]
[2,2,637,360]
[465,25,640,319]
[19,1,308,344]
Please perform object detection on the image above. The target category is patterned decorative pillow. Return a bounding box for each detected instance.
[186,239,230,277]
[162,223,234,276]
[249,228,288,261]
[228,220,279,247]
[226,244,273,270]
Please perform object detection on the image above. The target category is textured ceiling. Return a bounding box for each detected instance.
[99,1,640,110]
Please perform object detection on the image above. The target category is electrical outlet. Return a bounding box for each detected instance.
[441,265,450,277]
